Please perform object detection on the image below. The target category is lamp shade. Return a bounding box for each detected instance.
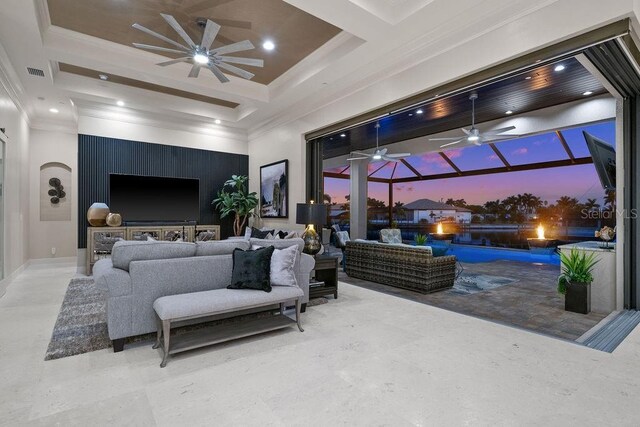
[296,203,327,226]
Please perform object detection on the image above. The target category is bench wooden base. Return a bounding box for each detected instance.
[154,299,304,367]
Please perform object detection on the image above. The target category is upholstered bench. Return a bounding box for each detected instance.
[152,286,304,367]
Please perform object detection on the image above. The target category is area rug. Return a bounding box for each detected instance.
[451,272,518,295]
[45,278,328,361]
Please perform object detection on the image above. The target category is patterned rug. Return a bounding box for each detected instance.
[45,278,327,361]
[451,272,518,295]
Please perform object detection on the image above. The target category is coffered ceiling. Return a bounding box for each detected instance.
[47,0,341,85]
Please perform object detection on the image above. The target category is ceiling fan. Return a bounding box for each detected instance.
[430,91,518,148]
[132,13,263,83]
[347,122,411,162]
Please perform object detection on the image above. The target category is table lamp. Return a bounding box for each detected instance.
[296,201,327,255]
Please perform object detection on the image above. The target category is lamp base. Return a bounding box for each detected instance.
[302,227,321,255]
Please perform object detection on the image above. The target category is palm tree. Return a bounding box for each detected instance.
[604,190,616,212]
[584,198,600,212]
[323,193,332,204]
[393,201,406,221]
[555,196,580,226]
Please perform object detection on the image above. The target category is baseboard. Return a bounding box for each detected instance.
[0,261,29,299]
[28,256,77,266]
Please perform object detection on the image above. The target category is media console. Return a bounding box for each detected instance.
[86,224,220,274]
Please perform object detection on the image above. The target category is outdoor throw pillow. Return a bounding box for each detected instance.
[228,246,275,292]
[250,227,274,239]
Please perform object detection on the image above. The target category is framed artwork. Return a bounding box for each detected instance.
[260,159,288,218]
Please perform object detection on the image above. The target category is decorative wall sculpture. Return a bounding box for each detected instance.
[40,162,72,221]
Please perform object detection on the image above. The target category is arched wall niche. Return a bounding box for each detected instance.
[40,162,72,221]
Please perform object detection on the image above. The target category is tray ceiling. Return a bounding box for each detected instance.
[47,0,342,85]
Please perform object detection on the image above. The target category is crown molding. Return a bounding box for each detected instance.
[29,116,77,134]
[0,40,32,126]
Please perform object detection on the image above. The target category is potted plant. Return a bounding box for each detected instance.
[212,175,259,237]
[415,233,428,246]
[557,249,599,314]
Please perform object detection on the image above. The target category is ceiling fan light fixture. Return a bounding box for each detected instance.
[467,135,480,142]
[193,53,209,64]
[372,153,382,160]
[262,40,275,51]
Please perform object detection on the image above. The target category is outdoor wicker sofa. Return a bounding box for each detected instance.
[345,241,457,293]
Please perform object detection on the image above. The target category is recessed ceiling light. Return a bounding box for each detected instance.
[525,76,532,80]
[49,108,59,113]
[214,119,222,125]
[116,100,125,107]
[262,40,275,51]
[416,109,424,114]
[340,133,346,138]
[193,53,209,64]
[408,113,413,117]
[583,91,593,96]
[505,110,513,115]
[554,64,565,72]
[99,74,109,81]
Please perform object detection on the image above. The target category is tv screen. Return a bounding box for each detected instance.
[109,174,200,222]
[583,131,616,191]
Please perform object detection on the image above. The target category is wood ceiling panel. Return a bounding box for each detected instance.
[322,57,609,159]
[47,0,342,85]
[59,62,240,108]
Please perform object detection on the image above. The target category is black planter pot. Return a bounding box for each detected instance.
[565,281,591,314]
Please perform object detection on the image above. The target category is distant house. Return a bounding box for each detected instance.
[403,198,472,223]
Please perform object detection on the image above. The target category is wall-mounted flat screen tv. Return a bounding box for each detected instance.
[109,174,200,222]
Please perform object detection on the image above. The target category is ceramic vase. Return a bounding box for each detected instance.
[87,202,110,226]
[106,212,122,227]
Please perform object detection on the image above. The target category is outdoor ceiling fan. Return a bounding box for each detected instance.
[347,122,411,162]
[430,91,519,148]
[132,13,263,83]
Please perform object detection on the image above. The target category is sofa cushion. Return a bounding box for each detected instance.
[250,227,273,239]
[111,240,196,271]
[228,246,274,292]
[195,240,251,257]
[253,244,299,287]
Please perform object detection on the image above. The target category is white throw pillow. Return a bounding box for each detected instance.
[251,244,298,287]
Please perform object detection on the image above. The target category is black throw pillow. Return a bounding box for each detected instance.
[277,230,288,239]
[250,227,274,239]
[228,246,275,292]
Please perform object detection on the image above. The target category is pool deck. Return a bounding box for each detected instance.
[338,259,607,342]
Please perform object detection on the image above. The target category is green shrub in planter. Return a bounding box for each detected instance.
[415,234,428,246]
[557,249,598,314]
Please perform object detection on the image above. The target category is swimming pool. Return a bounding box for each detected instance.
[434,244,560,265]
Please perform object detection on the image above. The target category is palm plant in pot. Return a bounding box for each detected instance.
[212,175,259,237]
[557,249,599,314]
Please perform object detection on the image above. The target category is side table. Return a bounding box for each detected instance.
[310,254,339,301]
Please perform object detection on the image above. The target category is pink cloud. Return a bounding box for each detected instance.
[512,148,528,155]
[487,154,499,161]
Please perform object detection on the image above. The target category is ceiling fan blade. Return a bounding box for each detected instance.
[385,153,411,158]
[350,151,372,157]
[218,56,264,67]
[156,57,191,66]
[211,40,255,55]
[133,43,189,55]
[429,137,464,141]
[482,126,516,136]
[381,156,401,162]
[207,64,230,83]
[347,156,369,161]
[161,13,197,48]
[200,20,221,51]
[461,128,471,135]
[378,148,388,156]
[184,0,234,13]
[132,23,189,51]
[188,64,201,78]
[440,139,465,148]
[215,62,255,80]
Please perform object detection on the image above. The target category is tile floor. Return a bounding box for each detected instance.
[1,261,640,425]
[340,260,607,341]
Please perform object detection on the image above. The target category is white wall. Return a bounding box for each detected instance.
[78,115,248,155]
[0,84,30,295]
[248,0,634,230]
[28,129,77,260]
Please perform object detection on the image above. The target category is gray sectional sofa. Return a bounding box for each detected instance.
[93,237,314,352]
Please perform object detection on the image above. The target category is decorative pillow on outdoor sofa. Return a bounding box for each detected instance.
[228,246,275,292]
[250,227,274,239]
[252,244,298,287]
[380,228,402,244]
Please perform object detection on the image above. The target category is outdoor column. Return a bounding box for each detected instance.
[350,158,368,239]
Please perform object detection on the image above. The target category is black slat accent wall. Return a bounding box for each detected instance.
[78,135,248,248]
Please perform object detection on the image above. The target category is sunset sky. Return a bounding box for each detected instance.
[324,121,615,206]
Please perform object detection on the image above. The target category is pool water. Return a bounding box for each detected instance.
[434,244,560,265]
